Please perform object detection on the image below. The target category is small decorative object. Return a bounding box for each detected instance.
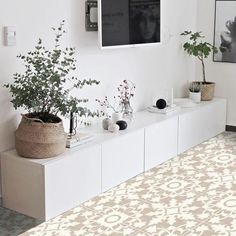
[96,80,136,123]
[102,118,113,130]
[156,99,167,109]
[169,88,175,108]
[147,105,180,115]
[68,112,77,137]
[66,132,94,148]
[181,31,218,101]
[148,95,180,115]
[112,112,123,123]
[117,80,135,119]
[189,82,201,103]
[96,96,123,125]
[116,120,128,130]
[108,123,120,133]
[122,101,133,119]
[66,113,95,148]
[213,1,236,63]
[4,21,100,158]
[189,92,201,104]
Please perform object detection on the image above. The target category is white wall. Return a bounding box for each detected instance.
[0,0,198,152]
[0,0,197,194]
[197,0,236,126]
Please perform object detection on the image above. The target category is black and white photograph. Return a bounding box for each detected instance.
[129,0,161,44]
[101,0,160,47]
[214,0,236,63]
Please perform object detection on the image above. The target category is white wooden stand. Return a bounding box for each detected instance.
[1,98,226,220]
[1,144,102,221]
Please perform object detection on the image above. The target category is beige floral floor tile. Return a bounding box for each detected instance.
[21,205,146,236]
[21,132,236,235]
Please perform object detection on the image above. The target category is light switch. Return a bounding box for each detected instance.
[4,26,16,46]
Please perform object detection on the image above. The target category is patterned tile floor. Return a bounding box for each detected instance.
[2,132,236,236]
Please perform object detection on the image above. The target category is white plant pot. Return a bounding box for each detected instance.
[189,92,201,103]
[112,112,123,123]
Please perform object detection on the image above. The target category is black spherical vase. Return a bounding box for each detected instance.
[156,99,167,109]
[116,120,128,130]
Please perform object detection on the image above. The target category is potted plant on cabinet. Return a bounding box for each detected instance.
[189,81,201,103]
[181,31,218,101]
[96,96,123,123]
[4,21,100,159]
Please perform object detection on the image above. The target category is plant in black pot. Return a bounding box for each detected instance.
[181,31,218,101]
[4,21,100,159]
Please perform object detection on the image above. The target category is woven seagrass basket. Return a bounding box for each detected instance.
[201,82,215,101]
[15,114,67,159]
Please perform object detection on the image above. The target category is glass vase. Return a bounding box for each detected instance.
[123,101,133,120]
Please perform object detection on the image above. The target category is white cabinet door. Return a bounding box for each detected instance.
[1,155,45,220]
[44,144,102,220]
[102,129,144,192]
[145,116,178,171]
[178,100,226,154]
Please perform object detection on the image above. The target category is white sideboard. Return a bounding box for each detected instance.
[1,143,102,221]
[178,100,227,153]
[0,98,227,220]
[145,116,178,171]
[102,129,144,192]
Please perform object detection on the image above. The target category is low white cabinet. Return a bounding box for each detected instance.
[145,116,178,171]
[1,144,102,220]
[178,99,227,153]
[102,129,144,192]
[0,98,227,220]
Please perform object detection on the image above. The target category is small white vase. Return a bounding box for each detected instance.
[102,118,113,130]
[112,112,123,123]
[189,92,201,103]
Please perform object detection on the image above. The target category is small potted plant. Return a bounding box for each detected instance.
[181,31,218,101]
[189,82,201,103]
[96,80,136,124]
[96,96,123,123]
[4,21,99,159]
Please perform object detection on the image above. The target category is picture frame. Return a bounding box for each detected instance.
[213,0,236,63]
[98,0,161,49]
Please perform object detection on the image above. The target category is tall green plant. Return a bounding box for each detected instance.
[181,31,218,83]
[4,21,100,123]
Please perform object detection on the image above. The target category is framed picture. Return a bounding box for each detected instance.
[213,0,236,63]
[99,0,161,48]
[129,0,161,44]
